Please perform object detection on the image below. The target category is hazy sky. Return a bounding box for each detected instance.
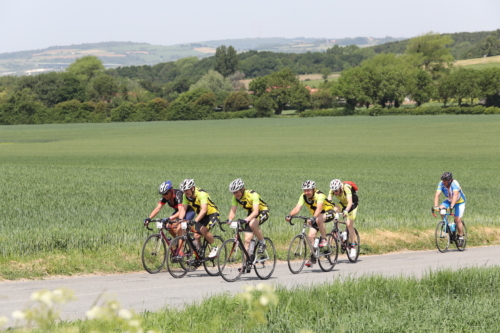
[1,0,499,53]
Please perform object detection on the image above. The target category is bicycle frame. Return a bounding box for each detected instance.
[145,219,175,247]
[331,216,349,252]
[288,216,323,260]
[433,208,456,240]
[225,220,255,268]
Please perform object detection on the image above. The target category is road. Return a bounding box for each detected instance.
[1,246,499,321]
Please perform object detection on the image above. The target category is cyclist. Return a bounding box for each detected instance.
[144,181,196,238]
[434,172,466,246]
[179,179,220,258]
[328,179,359,259]
[285,180,335,267]
[227,178,270,255]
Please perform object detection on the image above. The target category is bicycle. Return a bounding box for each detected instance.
[217,219,276,282]
[433,207,468,252]
[166,219,224,278]
[286,215,338,274]
[141,218,177,274]
[330,213,360,263]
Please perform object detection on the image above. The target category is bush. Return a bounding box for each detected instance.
[299,109,344,117]
[205,109,258,120]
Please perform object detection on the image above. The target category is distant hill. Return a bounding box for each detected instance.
[0,37,404,76]
[370,30,500,60]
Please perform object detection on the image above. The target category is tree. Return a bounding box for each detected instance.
[87,74,119,103]
[189,70,233,93]
[407,69,435,107]
[479,67,500,106]
[448,67,482,106]
[214,45,239,77]
[66,56,105,81]
[405,32,454,79]
[248,68,302,115]
[223,91,251,111]
[311,89,335,110]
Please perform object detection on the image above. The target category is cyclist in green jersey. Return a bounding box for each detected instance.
[179,179,220,258]
[286,180,335,267]
[228,178,270,255]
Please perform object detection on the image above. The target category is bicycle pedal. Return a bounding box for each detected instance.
[246,266,252,273]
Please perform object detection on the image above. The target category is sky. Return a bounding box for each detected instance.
[1,0,499,54]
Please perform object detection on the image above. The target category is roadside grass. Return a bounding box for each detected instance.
[1,116,500,279]
[53,266,500,332]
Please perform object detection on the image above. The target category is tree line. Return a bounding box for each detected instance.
[1,32,500,125]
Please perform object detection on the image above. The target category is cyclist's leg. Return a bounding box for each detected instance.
[346,207,357,244]
[439,200,451,218]
[316,213,328,239]
[248,218,264,242]
[454,203,465,236]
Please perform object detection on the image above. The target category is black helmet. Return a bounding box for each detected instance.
[441,172,453,181]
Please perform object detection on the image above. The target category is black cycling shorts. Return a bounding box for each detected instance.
[243,210,270,232]
[194,213,220,233]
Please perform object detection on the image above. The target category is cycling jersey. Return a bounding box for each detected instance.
[329,184,358,212]
[298,190,334,215]
[160,189,193,212]
[232,190,269,213]
[182,187,219,215]
[436,180,466,204]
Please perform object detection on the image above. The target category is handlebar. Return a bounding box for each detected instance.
[143,218,179,231]
[220,219,248,231]
[431,207,455,218]
[285,215,310,226]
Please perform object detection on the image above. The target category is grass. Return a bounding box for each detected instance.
[54,266,500,332]
[1,116,500,279]
[455,55,500,70]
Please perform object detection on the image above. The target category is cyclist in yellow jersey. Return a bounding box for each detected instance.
[328,179,359,258]
[179,179,220,258]
[228,178,270,255]
[285,180,335,267]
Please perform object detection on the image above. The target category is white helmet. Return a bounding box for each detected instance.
[229,178,244,192]
[180,178,195,192]
[302,180,316,190]
[330,179,342,191]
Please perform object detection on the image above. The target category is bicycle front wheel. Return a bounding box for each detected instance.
[456,221,467,251]
[318,233,338,272]
[287,234,308,274]
[202,235,224,276]
[435,221,450,253]
[141,234,166,274]
[166,237,190,278]
[346,228,360,263]
[254,237,276,280]
[217,239,245,282]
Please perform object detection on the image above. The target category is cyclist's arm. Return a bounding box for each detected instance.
[228,205,238,221]
[344,194,353,213]
[327,189,333,202]
[169,210,181,220]
[288,204,302,217]
[179,204,188,220]
[148,203,163,219]
[433,190,442,207]
[196,203,208,222]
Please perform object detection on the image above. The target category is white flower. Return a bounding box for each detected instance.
[12,311,25,320]
[118,309,132,319]
[86,306,101,320]
[259,295,269,306]
[129,319,141,327]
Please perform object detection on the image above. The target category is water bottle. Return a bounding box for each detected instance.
[248,240,256,254]
[313,237,320,248]
[449,222,456,233]
[341,231,348,241]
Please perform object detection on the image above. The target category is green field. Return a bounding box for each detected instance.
[1,115,500,279]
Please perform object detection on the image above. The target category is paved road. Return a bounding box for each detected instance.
[1,246,499,321]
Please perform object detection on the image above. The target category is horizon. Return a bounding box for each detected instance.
[1,0,498,54]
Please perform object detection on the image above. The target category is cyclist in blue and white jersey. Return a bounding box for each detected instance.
[433,172,466,246]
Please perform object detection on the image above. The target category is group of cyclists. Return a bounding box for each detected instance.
[144,171,466,273]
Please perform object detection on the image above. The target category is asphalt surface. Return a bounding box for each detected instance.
[1,245,499,321]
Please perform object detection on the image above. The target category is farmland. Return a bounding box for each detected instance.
[1,115,500,279]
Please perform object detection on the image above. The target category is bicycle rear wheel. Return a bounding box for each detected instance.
[318,233,338,272]
[217,239,245,282]
[435,221,450,252]
[346,228,360,263]
[141,234,166,274]
[456,221,467,251]
[287,234,308,274]
[166,237,190,278]
[254,237,276,280]
[202,235,224,276]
